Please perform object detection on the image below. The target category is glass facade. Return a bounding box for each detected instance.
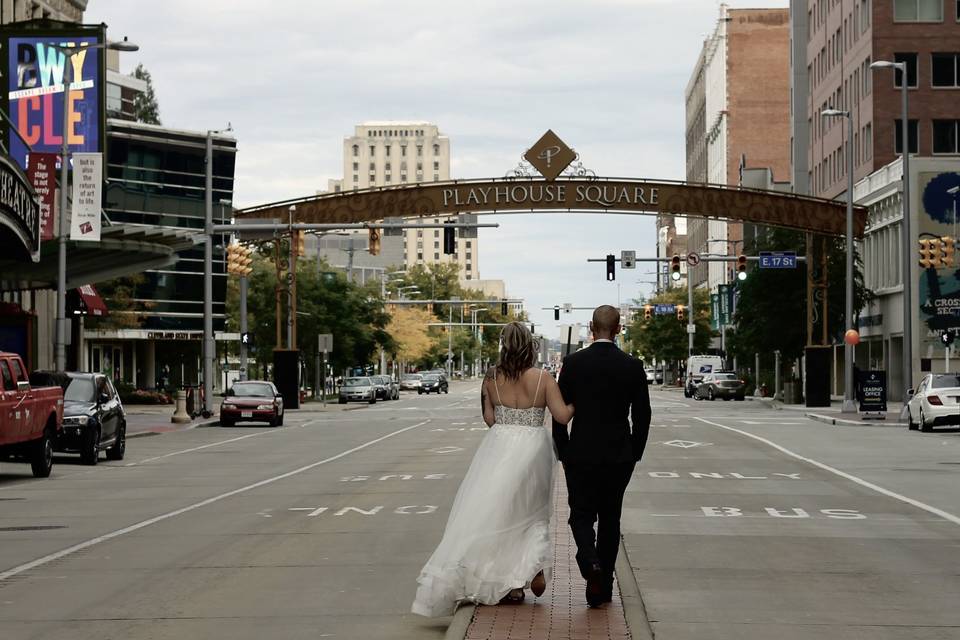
[104,120,236,330]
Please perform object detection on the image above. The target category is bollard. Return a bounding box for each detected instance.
[171,389,191,424]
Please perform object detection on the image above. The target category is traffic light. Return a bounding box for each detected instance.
[941,331,955,347]
[554,305,560,321]
[294,230,306,257]
[940,236,956,267]
[226,243,253,277]
[240,332,252,347]
[606,254,616,281]
[644,305,652,320]
[736,254,748,280]
[676,304,686,322]
[671,255,681,281]
[443,222,456,255]
[368,227,381,256]
[919,238,940,269]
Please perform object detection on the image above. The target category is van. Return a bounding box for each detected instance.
[684,355,724,398]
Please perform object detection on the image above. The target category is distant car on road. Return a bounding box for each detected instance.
[645,370,656,385]
[419,373,449,394]
[58,373,127,464]
[694,372,746,401]
[399,373,423,391]
[906,373,960,432]
[684,355,724,398]
[339,377,377,404]
[221,380,285,427]
[372,375,399,400]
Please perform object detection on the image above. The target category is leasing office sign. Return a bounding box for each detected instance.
[0,152,41,261]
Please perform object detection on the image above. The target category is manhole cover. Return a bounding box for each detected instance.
[0,525,66,532]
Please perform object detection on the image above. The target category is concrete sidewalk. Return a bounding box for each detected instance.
[776,399,908,427]
[454,470,639,640]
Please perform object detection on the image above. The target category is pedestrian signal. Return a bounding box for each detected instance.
[736,254,748,280]
[671,255,681,281]
[368,228,381,256]
[942,331,955,347]
[676,304,686,322]
[940,236,955,267]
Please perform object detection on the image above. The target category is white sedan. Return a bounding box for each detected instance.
[906,374,960,432]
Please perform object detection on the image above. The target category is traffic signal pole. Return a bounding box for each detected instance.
[239,274,248,381]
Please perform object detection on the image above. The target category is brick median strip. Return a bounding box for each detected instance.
[458,468,633,640]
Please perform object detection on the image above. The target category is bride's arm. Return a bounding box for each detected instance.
[481,372,496,427]
[544,376,574,424]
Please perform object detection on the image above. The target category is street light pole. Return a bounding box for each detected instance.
[872,60,913,411]
[52,37,139,371]
[822,108,856,413]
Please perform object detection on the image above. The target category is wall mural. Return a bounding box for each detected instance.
[917,172,960,354]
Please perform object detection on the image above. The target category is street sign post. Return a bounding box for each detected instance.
[654,303,676,315]
[621,250,636,269]
[759,251,798,269]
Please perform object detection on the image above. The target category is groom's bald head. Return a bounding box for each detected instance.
[591,305,620,340]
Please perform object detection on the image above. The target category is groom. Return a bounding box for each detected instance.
[552,305,651,607]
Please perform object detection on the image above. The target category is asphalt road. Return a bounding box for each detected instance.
[622,392,960,639]
[0,382,487,640]
[3,382,958,640]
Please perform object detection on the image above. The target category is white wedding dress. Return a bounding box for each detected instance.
[412,373,556,617]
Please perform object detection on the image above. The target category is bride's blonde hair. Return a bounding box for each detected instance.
[496,322,538,381]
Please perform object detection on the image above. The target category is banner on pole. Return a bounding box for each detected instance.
[69,152,102,241]
[26,153,57,241]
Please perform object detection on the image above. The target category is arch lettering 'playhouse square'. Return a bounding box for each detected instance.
[238,177,866,238]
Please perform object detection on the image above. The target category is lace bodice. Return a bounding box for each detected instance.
[494,405,547,427]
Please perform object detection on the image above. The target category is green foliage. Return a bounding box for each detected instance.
[726,229,871,367]
[87,274,149,330]
[628,286,713,364]
[131,63,161,125]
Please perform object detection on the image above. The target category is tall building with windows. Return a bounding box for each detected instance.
[684,5,791,291]
[0,0,85,23]
[325,122,478,281]
[803,0,960,200]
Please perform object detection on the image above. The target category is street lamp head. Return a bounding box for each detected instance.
[108,37,139,52]
[870,60,904,70]
[821,108,849,118]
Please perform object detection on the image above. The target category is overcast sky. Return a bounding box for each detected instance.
[87,0,788,339]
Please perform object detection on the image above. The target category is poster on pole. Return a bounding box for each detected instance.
[69,152,102,241]
[26,153,57,240]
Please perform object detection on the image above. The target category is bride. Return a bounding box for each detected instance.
[412,322,574,617]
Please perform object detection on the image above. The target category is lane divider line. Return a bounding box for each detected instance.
[125,420,318,467]
[694,417,960,527]
[0,419,430,582]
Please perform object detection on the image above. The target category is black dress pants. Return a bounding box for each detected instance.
[562,460,635,586]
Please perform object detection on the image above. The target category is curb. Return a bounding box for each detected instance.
[616,537,655,640]
[126,418,218,439]
[445,603,476,640]
[806,413,906,427]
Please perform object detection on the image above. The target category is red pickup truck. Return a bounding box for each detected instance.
[0,352,64,477]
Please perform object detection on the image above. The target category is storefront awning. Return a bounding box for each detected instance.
[76,284,109,317]
[0,224,200,291]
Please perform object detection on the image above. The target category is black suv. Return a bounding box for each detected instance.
[419,373,449,394]
[58,373,126,464]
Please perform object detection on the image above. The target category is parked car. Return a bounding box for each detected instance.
[645,370,656,384]
[694,372,746,401]
[0,353,64,477]
[684,355,724,398]
[906,373,960,432]
[419,373,449,394]
[373,375,400,400]
[339,377,377,404]
[220,380,284,427]
[370,375,390,400]
[654,369,664,384]
[399,373,423,391]
[57,373,127,464]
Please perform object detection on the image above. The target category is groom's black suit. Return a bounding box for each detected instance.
[552,341,651,593]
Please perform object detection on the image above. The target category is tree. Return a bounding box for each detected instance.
[131,63,161,125]
[387,306,434,362]
[628,287,713,366]
[87,274,150,330]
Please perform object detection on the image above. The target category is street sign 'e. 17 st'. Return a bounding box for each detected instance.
[759,251,797,269]
[654,304,676,315]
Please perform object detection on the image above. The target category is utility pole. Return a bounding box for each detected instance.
[287,205,296,350]
[203,130,214,415]
[239,274,248,381]
[687,268,694,355]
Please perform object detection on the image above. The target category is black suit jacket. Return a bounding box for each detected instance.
[551,341,651,465]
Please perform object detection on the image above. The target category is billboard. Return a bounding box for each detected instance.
[1,23,106,172]
[916,172,960,351]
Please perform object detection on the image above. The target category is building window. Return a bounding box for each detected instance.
[433,161,439,170]
[401,174,407,182]
[352,162,358,170]
[434,230,439,238]
[894,0,943,21]
[466,253,472,261]
[417,162,423,171]
[385,145,391,157]
[933,120,959,153]
[894,119,919,153]
[434,241,440,249]
[893,53,918,87]
[434,174,440,181]
[385,175,391,183]
[417,253,423,261]
[465,241,471,248]
[434,253,440,260]
[433,144,440,155]
[465,263,472,272]
[369,145,375,156]
[385,163,391,170]
[401,146,407,157]
[417,230,423,238]
[932,52,960,87]
[368,162,375,171]
[352,145,359,157]
[417,145,423,156]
